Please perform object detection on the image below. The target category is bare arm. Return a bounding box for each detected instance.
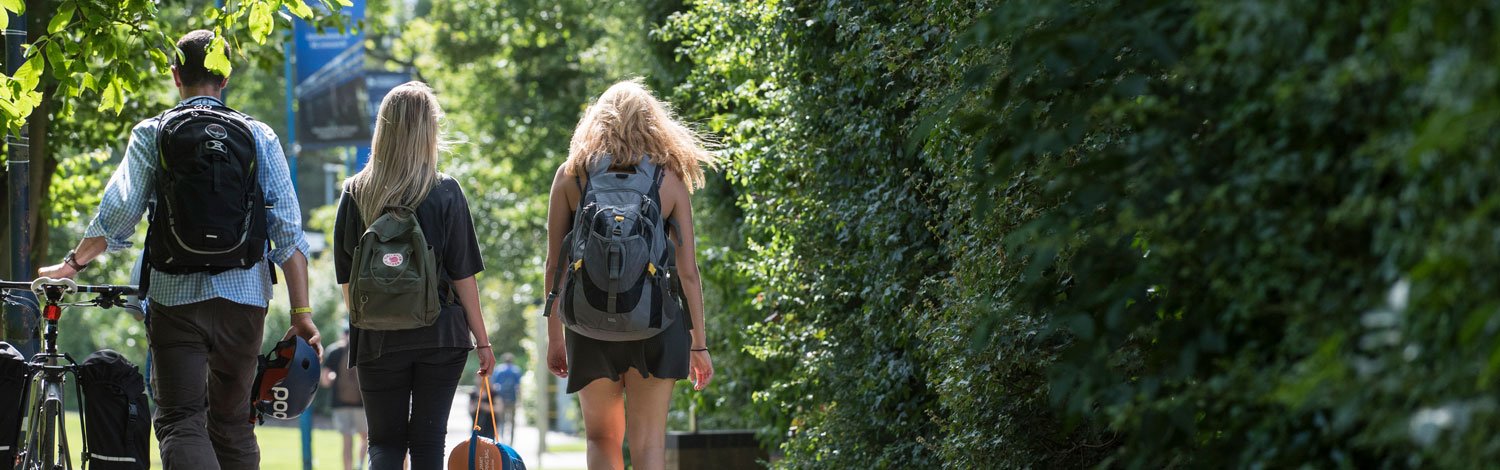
[69,237,108,266]
[544,167,575,378]
[281,251,311,314]
[665,175,708,351]
[279,251,321,356]
[663,173,713,390]
[453,275,495,376]
[38,237,108,279]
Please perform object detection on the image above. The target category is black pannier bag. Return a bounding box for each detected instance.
[77,350,150,470]
[0,342,29,465]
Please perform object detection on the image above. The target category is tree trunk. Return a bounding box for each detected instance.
[27,83,53,269]
[0,164,9,281]
[16,1,54,274]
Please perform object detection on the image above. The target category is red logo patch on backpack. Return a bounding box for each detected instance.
[382,253,404,267]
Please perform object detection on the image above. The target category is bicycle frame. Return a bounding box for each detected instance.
[19,374,72,470]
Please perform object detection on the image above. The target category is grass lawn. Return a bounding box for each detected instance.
[549,440,586,453]
[60,412,357,470]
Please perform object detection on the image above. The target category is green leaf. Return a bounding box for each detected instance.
[0,0,21,15]
[0,94,17,118]
[333,0,353,7]
[0,8,8,31]
[249,2,273,44]
[288,0,314,20]
[13,56,41,90]
[17,89,40,117]
[148,49,168,69]
[48,1,74,35]
[44,42,65,80]
[203,35,233,78]
[99,77,124,114]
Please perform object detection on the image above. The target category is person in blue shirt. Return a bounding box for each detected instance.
[491,352,523,443]
[39,30,320,470]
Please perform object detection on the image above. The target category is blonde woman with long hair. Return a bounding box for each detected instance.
[333,81,495,469]
[545,79,717,469]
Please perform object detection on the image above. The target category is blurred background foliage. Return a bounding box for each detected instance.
[15,0,1500,466]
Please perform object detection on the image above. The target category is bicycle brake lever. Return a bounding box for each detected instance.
[122,303,146,322]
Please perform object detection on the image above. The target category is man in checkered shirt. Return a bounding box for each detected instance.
[39,30,321,470]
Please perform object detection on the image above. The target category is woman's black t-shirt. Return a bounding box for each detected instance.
[333,174,484,366]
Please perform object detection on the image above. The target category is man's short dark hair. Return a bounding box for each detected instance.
[174,30,229,87]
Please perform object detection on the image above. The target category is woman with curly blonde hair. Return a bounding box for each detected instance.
[544,79,717,469]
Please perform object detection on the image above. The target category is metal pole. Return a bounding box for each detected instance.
[5,8,36,359]
[535,312,549,465]
[284,29,314,470]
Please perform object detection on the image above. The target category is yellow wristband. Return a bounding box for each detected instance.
[291,307,312,315]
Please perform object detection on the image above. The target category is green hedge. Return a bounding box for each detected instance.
[656,0,1500,467]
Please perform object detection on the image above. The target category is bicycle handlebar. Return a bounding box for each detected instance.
[0,278,139,300]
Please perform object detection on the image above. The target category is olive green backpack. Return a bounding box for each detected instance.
[349,206,441,330]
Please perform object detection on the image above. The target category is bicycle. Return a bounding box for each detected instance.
[0,277,141,470]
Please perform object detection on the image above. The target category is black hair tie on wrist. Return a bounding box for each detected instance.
[690,348,709,352]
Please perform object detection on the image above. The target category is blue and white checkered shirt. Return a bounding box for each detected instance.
[83,96,308,308]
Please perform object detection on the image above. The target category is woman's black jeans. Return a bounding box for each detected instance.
[357,347,468,470]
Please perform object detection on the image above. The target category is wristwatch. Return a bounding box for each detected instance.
[63,250,88,272]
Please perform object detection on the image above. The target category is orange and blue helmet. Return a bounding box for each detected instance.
[249,336,319,423]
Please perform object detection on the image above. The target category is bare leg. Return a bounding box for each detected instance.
[358,432,368,470]
[342,434,354,470]
[623,371,675,470]
[578,377,627,470]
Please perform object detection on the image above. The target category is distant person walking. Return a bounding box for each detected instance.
[492,353,523,443]
[544,79,716,469]
[323,327,368,470]
[334,81,495,470]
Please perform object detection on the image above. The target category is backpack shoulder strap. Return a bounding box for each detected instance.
[650,161,666,193]
[637,156,660,178]
[153,106,187,167]
[383,204,418,216]
[547,166,588,319]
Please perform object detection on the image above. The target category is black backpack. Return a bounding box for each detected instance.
[0,342,29,465]
[77,350,150,470]
[145,103,268,275]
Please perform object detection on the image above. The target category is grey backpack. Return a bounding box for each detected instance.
[545,156,683,341]
[349,205,441,330]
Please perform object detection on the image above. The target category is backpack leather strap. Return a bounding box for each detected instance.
[543,232,571,319]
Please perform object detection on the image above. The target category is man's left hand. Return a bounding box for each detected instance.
[284,312,323,358]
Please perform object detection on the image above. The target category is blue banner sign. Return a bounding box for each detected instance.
[293,0,367,149]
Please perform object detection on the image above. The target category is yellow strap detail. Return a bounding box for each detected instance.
[572,259,584,271]
[648,263,657,276]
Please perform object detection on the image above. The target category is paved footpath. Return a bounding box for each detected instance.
[446,389,589,470]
